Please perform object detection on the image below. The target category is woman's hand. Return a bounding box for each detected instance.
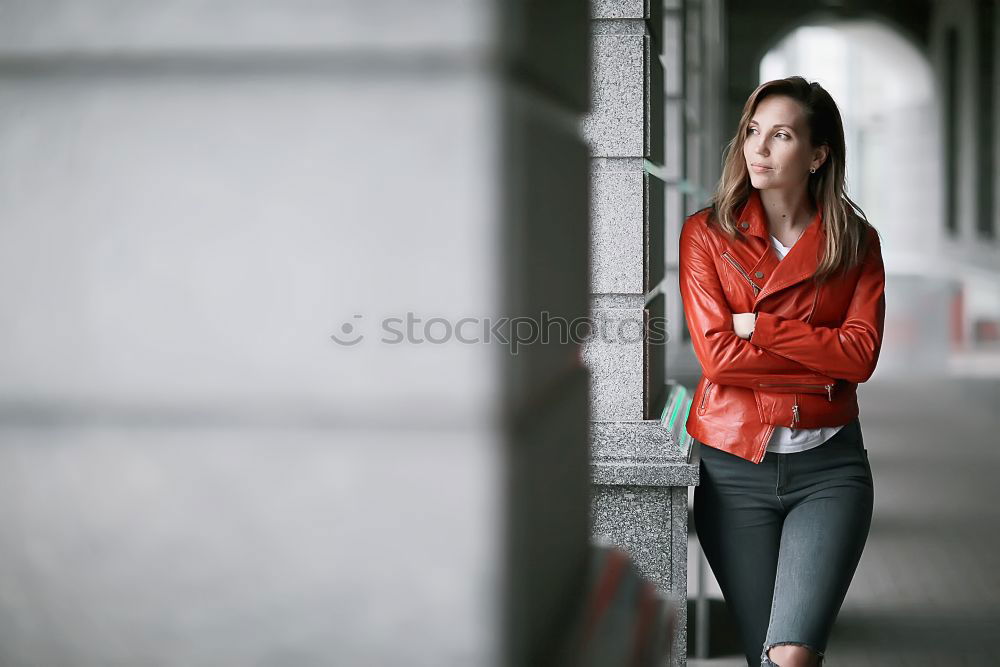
[732,312,756,340]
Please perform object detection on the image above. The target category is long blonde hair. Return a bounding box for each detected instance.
[709,76,876,283]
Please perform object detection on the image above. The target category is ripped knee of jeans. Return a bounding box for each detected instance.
[760,640,826,666]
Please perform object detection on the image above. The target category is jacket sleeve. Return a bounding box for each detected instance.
[749,228,885,383]
[679,216,838,389]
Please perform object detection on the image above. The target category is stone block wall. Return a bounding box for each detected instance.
[584,3,698,665]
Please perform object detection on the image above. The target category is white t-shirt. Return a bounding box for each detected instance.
[764,234,844,454]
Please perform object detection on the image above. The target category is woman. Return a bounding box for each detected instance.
[679,76,885,666]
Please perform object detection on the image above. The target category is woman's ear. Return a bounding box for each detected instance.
[813,144,830,170]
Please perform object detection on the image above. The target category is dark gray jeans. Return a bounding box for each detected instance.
[693,417,874,666]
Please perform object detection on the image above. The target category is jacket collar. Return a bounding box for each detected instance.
[735,188,826,306]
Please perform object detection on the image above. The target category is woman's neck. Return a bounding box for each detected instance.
[758,187,814,239]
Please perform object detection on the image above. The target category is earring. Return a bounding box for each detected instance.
[809,166,817,174]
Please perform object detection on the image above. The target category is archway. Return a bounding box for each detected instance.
[760,20,948,376]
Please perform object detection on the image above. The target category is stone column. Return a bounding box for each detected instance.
[584,2,699,665]
[0,2,595,666]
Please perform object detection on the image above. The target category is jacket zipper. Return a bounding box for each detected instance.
[699,381,713,413]
[755,423,776,463]
[721,252,762,294]
[758,382,834,401]
[791,396,800,429]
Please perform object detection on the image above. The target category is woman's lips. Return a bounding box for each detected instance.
[750,164,772,173]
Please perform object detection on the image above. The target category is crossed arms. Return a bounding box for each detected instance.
[678,218,885,388]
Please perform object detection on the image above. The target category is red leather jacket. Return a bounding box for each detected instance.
[680,189,885,464]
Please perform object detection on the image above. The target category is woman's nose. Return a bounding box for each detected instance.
[754,138,768,156]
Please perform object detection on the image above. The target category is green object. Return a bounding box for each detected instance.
[665,385,687,431]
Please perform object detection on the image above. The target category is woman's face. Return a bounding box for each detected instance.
[742,94,825,192]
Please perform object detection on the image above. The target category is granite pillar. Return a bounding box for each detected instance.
[583,2,699,664]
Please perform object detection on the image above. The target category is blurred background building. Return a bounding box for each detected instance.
[0,0,996,666]
[666,0,1000,383]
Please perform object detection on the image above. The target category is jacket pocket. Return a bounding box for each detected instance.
[721,252,762,295]
[697,380,714,415]
[756,378,836,402]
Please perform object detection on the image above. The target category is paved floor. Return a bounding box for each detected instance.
[687,375,1000,666]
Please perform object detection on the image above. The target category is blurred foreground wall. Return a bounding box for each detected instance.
[0,2,592,665]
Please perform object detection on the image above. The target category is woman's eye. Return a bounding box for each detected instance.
[746,127,790,139]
